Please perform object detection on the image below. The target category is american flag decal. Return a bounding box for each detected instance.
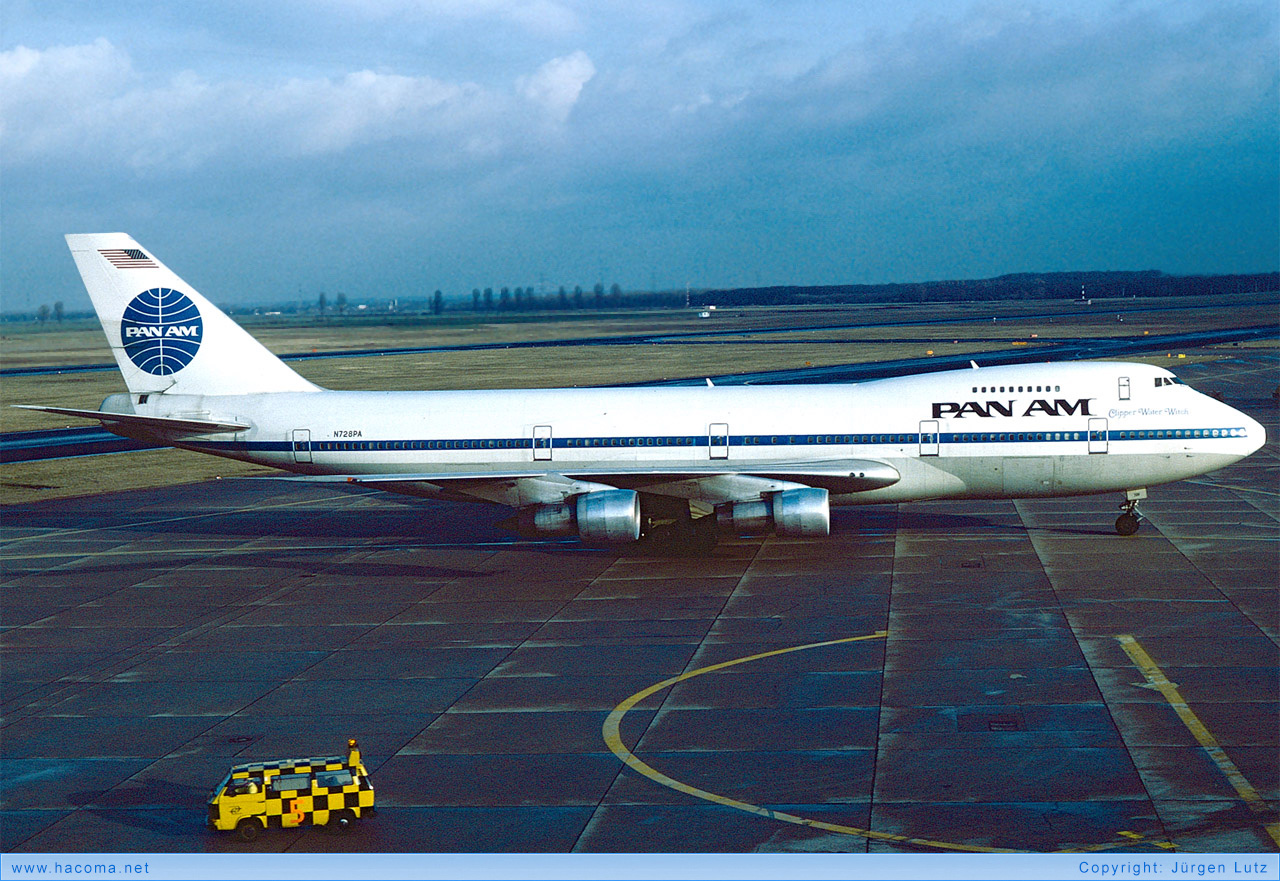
[99,248,158,269]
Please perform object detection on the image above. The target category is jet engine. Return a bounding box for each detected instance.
[518,489,642,543]
[715,487,829,537]
[576,489,642,543]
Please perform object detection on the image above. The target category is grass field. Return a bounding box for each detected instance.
[3,295,1275,506]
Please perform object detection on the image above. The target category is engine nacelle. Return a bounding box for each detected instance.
[576,489,641,543]
[520,502,577,536]
[715,499,772,534]
[772,487,829,536]
[518,490,642,543]
[715,487,830,537]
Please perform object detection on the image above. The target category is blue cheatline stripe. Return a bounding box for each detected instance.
[7,422,1249,464]
[1109,427,1249,441]
[179,426,1249,455]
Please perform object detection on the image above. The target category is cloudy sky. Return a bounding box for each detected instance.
[3,0,1276,311]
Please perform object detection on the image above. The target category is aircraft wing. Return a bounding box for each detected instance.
[12,405,249,435]
[287,459,900,506]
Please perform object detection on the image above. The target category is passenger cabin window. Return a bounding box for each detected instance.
[315,769,354,788]
[269,774,312,792]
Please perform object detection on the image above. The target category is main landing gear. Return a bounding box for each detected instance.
[1115,488,1147,536]
[638,496,718,554]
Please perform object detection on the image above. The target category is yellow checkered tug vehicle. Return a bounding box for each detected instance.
[208,739,374,841]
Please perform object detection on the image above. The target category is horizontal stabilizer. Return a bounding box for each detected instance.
[13,405,248,434]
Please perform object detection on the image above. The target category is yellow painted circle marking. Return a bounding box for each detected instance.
[603,631,1174,853]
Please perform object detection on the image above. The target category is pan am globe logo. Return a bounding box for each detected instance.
[120,288,203,375]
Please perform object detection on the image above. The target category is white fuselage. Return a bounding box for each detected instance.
[145,359,1263,506]
[56,232,1267,543]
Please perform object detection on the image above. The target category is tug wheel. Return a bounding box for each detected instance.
[236,818,262,842]
[328,809,355,834]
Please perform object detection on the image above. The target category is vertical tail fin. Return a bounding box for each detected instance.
[66,233,321,396]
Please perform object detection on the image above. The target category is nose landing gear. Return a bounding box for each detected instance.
[1115,488,1147,536]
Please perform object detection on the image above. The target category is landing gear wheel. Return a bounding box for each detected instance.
[1116,494,1143,536]
[327,810,355,834]
[637,497,718,555]
[1115,512,1140,536]
[638,518,718,555]
[236,818,262,842]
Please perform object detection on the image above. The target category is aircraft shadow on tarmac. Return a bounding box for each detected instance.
[17,551,491,581]
[70,784,215,843]
[10,496,1119,555]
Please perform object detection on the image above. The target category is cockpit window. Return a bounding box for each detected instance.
[1154,376,1184,387]
[228,779,260,796]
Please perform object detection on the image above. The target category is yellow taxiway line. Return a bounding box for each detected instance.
[1117,634,1280,849]
[604,631,1177,853]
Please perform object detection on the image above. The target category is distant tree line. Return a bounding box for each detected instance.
[33,301,66,323]
[316,292,349,314]
[9,270,1277,325]
[464,282,651,311]
[455,270,1278,313]
[692,271,1280,308]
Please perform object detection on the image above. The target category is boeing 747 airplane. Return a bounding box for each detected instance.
[19,233,1266,544]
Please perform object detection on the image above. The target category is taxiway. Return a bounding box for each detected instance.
[1,354,1276,853]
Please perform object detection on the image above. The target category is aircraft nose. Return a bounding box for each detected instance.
[1242,411,1267,455]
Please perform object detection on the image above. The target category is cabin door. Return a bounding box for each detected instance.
[533,425,553,461]
[919,420,940,457]
[292,429,312,464]
[709,423,729,460]
[1088,418,1108,454]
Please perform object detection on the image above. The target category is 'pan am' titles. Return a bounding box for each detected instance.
[931,398,1095,419]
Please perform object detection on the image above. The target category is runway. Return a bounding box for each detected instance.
[1,355,1276,854]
